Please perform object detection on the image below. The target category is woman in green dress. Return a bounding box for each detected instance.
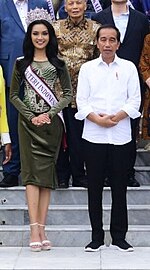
[10,9,72,252]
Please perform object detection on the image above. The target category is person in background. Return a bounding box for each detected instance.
[58,0,136,20]
[9,8,72,251]
[0,0,60,188]
[131,0,150,20]
[75,24,141,252]
[53,0,100,188]
[58,0,111,19]
[139,34,150,148]
[0,66,11,166]
[92,0,149,187]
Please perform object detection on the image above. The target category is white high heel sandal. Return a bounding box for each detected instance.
[29,222,42,252]
[38,224,52,250]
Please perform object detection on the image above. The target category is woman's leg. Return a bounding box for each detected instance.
[26,185,41,244]
[38,188,51,241]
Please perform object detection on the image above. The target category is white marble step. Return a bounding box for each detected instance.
[0,186,150,205]
[136,148,150,166]
[0,204,150,226]
[2,247,150,270]
[135,166,150,171]
[0,224,150,247]
[134,148,150,185]
[135,170,150,185]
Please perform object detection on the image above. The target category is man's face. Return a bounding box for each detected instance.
[65,0,87,20]
[97,28,120,64]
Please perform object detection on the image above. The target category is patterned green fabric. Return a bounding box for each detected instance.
[10,60,72,121]
[9,60,72,189]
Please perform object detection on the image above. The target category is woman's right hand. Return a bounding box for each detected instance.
[31,113,51,126]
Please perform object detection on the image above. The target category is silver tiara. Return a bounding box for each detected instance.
[26,7,52,26]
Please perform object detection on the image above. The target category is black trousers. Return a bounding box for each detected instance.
[84,140,131,243]
[128,118,139,177]
[56,106,86,184]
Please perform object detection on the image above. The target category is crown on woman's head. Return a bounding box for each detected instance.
[26,7,52,26]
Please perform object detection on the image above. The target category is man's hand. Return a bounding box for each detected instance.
[111,110,128,122]
[98,114,118,127]
[87,112,118,127]
[3,143,12,164]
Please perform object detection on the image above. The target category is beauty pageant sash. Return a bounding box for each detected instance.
[91,0,103,13]
[47,0,55,21]
[127,0,134,9]
[90,0,134,13]
[24,65,65,129]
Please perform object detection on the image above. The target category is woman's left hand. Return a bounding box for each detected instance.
[31,113,51,126]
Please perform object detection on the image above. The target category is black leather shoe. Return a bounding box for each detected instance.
[127,176,140,187]
[0,174,19,187]
[58,182,69,188]
[104,177,110,187]
[72,179,88,188]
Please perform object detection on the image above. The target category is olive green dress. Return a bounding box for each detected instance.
[10,60,72,189]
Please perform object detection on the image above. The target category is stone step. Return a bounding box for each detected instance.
[135,166,150,171]
[135,148,150,166]
[0,186,150,205]
[0,204,150,226]
[135,168,150,185]
[0,224,150,247]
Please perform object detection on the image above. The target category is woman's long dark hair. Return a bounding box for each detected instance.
[16,20,64,77]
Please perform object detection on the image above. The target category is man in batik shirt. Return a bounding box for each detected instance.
[53,0,100,188]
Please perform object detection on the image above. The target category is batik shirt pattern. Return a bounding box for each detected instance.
[53,17,100,107]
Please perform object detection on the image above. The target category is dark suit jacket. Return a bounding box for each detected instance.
[0,0,49,87]
[92,6,150,68]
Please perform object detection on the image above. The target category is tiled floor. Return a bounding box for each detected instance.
[0,246,150,270]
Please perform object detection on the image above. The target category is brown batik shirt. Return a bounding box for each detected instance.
[53,17,100,108]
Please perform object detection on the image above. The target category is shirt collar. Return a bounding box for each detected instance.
[122,4,130,15]
[98,54,120,66]
[111,6,130,16]
[65,17,88,30]
[121,9,130,16]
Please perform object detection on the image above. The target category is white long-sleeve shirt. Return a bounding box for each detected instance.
[13,0,28,31]
[75,55,141,145]
[1,133,11,145]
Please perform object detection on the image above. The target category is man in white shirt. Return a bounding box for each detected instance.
[75,24,141,252]
[92,0,149,188]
